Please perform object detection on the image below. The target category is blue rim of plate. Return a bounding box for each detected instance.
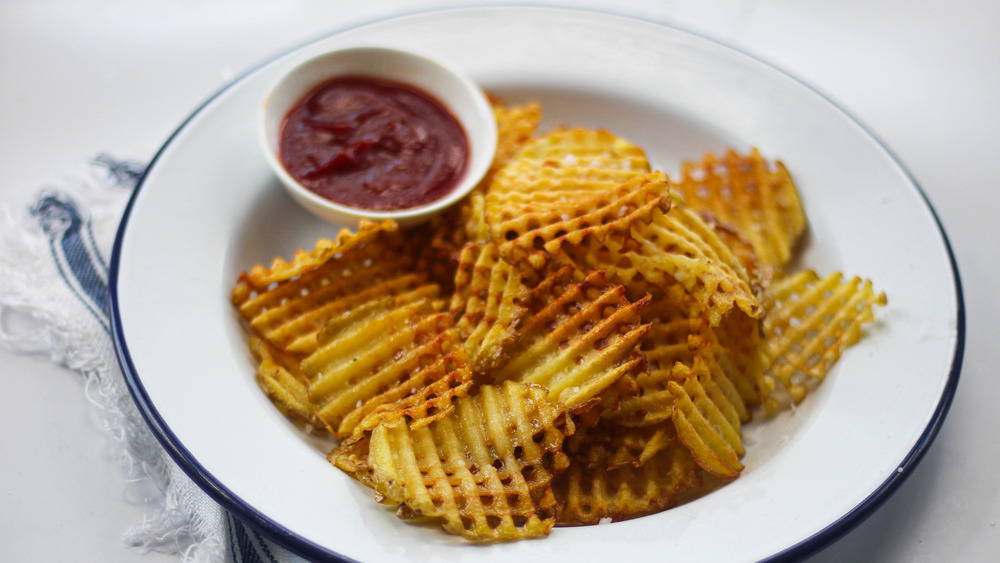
[107,6,965,562]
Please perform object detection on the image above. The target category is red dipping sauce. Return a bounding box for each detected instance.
[278,76,469,211]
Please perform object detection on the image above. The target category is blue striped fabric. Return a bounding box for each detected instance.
[31,155,289,563]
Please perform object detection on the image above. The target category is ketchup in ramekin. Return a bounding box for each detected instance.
[278,76,469,211]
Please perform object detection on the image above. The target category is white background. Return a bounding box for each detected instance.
[0,1,996,561]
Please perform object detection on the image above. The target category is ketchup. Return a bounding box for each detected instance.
[278,76,469,211]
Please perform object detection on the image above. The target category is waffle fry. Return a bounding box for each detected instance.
[759,269,887,410]
[450,242,532,372]
[555,439,703,525]
[232,100,889,543]
[249,336,324,431]
[488,100,545,180]
[674,149,806,269]
[418,101,543,273]
[563,418,676,471]
[491,269,651,411]
[485,128,660,271]
[614,318,750,428]
[669,358,745,478]
[303,297,456,436]
[550,201,761,326]
[500,172,669,272]
[486,128,650,219]
[232,220,419,358]
[367,381,570,541]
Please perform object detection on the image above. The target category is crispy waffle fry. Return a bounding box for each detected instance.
[302,294,457,436]
[555,440,702,525]
[232,221,418,357]
[233,220,408,292]
[669,358,745,478]
[491,270,651,411]
[613,318,751,428]
[351,348,474,435]
[484,128,660,271]
[367,381,570,541]
[500,172,670,272]
[759,269,887,409]
[328,434,374,485]
[249,336,324,432]
[332,331,471,438]
[674,149,806,268]
[450,242,533,372]
[488,100,545,180]
[417,101,543,273]
[550,201,761,326]
[563,418,676,471]
[486,128,650,217]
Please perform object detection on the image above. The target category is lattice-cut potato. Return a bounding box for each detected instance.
[331,330,472,438]
[328,433,374,486]
[490,270,651,411]
[759,269,887,410]
[613,318,749,428]
[367,380,571,541]
[503,171,671,272]
[449,241,532,373]
[554,439,702,525]
[231,220,418,357]
[674,148,806,269]
[488,100,545,181]
[249,336,325,432]
[483,127,662,271]
[712,308,768,409]
[669,358,746,479]
[233,220,408,292]
[350,347,474,436]
[267,274,430,357]
[486,128,650,221]
[550,201,761,326]
[563,417,676,471]
[301,292,455,437]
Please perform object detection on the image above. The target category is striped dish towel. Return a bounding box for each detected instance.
[0,157,306,563]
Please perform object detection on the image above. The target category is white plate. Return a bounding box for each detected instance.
[110,7,963,562]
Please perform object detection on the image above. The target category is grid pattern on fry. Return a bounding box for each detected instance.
[450,241,532,373]
[674,148,806,269]
[759,269,888,409]
[368,381,570,541]
[490,269,651,410]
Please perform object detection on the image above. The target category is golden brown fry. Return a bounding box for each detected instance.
[302,296,454,437]
[551,201,761,326]
[674,148,806,269]
[669,358,745,479]
[759,269,887,410]
[450,242,532,373]
[417,100,544,274]
[231,221,418,358]
[484,128,658,271]
[563,418,676,471]
[491,270,651,411]
[249,336,325,432]
[613,318,750,428]
[555,439,702,525]
[486,128,650,215]
[501,172,669,272]
[367,381,570,541]
[337,333,473,438]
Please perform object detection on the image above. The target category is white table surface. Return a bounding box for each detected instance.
[1,1,996,561]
